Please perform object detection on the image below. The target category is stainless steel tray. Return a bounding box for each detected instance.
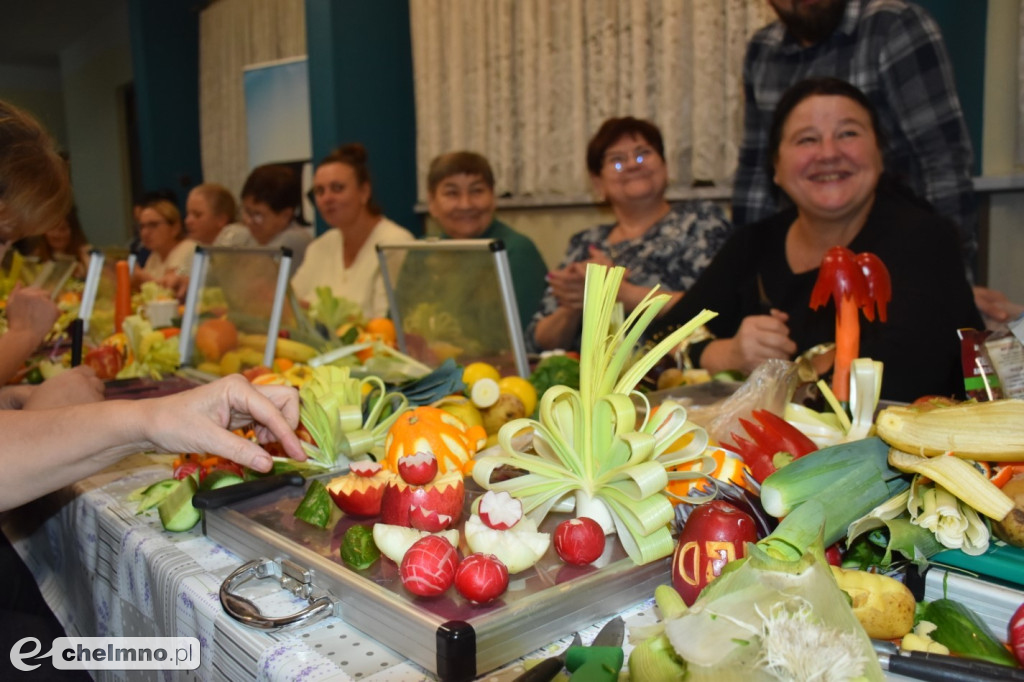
[204,477,669,681]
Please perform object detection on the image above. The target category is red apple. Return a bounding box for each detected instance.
[554,517,605,565]
[671,500,758,605]
[397,451,439,486]
[326,469,392,517]
[380,470,464,529]
[400,535,458,597]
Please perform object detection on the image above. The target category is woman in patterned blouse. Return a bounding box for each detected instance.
[527,116,733,352]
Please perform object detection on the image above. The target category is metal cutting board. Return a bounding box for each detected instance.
[204,478,669,681]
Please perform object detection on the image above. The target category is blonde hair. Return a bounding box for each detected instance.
[0,101,72,241]
[192,183,237,221]
[141,198,184,241]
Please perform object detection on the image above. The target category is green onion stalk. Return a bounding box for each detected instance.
[472,264,719,564]
[299,365,409,469]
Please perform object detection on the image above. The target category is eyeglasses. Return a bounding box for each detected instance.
[243,208,267,225]
[604,147,656,173]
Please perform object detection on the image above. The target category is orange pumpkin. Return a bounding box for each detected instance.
[384,406,487,475]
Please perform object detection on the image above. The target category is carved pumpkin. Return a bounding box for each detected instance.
[385,406,487,475]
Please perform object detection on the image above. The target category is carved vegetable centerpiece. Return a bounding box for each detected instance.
[472,264,719,564]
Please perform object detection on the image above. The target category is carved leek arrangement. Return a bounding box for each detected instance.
[472,264,718,564]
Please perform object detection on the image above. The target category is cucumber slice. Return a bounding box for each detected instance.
[199,470,245,491]
[158,477,201,532]
[294,479,334,528]
[137,478,180,513]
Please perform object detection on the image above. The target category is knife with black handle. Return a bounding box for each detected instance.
[874,639,1024,681]
[192,472,305,509]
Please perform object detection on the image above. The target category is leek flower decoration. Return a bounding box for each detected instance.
[472,264,718,564]
[299,365,409,469]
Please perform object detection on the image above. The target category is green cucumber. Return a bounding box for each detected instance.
[137,479,180,513]
[157,477,201,532]
[199,470,245,491]
[921,598,1018,667]
[293,479,334,528]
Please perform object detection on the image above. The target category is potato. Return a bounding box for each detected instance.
[993,474,1024,548]
[830,566,916,640]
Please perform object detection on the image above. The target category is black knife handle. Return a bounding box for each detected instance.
[192,472,305,509]
[512,657,563,682]
[889,651,1024,681]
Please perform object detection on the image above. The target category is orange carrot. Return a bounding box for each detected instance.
[832,294,860,403]
[114,260,131,333]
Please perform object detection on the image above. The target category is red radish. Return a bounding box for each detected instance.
[554,517,605,566]
[327,470,390,517]
[478,490,523,530]
[397,451,439,486]
[824,542,843,566]
[350,460,383,477]
[454,553,509,604]
[1010,602,1024,666]
[400,535,458,597]
[409,505,453,532]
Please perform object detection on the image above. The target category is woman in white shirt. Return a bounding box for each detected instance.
[135,199,197,287]
[291,144,414,319]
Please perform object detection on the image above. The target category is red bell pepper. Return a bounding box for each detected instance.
[810,246,891,402]
[725,409,818,484]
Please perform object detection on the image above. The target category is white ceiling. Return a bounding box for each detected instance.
[0,0,127,68]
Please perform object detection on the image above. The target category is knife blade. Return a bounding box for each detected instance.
[192,472,305,510]
[511,632,581,682]
[873,638,1024,681]
[566,616,625,681]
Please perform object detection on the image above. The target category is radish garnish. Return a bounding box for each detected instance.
[397,451,439,486]
[399,535,458,597]
[478,490,523,530]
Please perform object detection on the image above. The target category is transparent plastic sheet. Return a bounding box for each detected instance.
[683,359,802,446]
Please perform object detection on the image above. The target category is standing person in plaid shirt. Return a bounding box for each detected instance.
[733,0,1018,322]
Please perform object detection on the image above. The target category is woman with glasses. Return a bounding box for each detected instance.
[134,198,197,288]
[290,144,414,318]
[240,163,313,271]
[527,116,733,352]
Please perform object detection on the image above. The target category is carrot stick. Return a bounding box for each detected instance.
[114,260,131,333]
[833,294,860,403]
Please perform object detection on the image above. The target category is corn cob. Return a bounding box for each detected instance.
[875,400,1024,461]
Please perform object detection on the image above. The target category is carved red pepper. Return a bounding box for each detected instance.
[725,409,818,484]
[810,246,891,402]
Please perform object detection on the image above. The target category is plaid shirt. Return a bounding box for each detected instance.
[732,0,977,268]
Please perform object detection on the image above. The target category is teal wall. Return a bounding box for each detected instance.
[917,0,987,175]
[127,0,201,209]
[305,0,419,235]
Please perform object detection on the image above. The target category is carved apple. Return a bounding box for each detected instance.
[380,470,465,529]
[326,462,391,517]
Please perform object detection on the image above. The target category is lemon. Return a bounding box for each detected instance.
[462,361,501,389]
[498,375,538,416]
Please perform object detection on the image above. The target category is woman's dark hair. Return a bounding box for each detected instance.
[768,77,886,169]
[585,116,665,176]
[426,151,495,194]
[240,163,301,215]
[316,143,382,215]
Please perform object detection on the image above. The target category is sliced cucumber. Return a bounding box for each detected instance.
[199,470,245,492]
[137,479,180,513]
[294,479,334,528]
[158,476,201,532]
